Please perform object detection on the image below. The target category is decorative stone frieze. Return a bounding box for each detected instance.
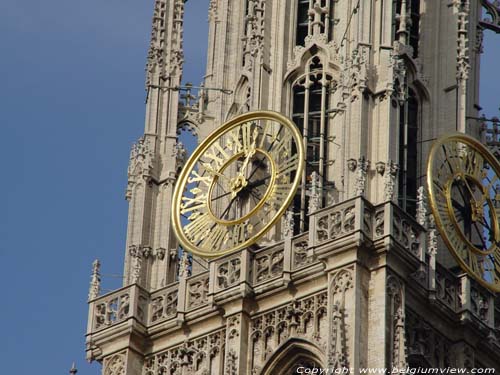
[250,291,328,372]
[143,329,226,374]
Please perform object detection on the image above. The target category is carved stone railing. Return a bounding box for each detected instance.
[370,201,426,262]
[253,244,285,285]
[458,275,495,328]
[88,284,148,333]
[434,266,460,312]
[291,233,315,270]
[313,199,357,245]
[185,272,209,310]
[149,283,179,325]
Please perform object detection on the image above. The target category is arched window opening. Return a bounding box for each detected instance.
[291,56,333,231]
[409,0,420,57]
[398,88,419,216]
[296,0,336,46]
[296,0,310,46]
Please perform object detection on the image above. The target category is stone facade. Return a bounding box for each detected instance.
[86,0,500,374]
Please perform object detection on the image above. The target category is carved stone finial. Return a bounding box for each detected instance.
[283,210,295,238]
[455,0,470,82]
[179,250,192,279]
[69,362,78,375]
[308,1,329,36]
[355,157,370,197]
[383,161,399,202]
[88,259,101,301]
[416,186,428,227]
[427,216,438,255]
[308,171,322,214]
[129,246,143,284]
[173,141,187,172]
[392,307,407,369]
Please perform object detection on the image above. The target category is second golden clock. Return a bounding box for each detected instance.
[427,133,500,292]
[172,111,305,258]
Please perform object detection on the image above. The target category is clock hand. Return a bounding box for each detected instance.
[202,163,231,182]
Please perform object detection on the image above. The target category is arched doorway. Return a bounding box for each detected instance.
[260,338,325,375]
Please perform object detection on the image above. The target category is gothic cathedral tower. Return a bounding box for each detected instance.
[86,1,500,374]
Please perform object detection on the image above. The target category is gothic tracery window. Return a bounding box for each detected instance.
[292,56,333,231]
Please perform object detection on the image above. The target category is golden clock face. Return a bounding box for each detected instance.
[171,111,305,258]
[427,133,500,292]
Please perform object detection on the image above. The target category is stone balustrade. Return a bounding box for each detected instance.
[87,197,499,339]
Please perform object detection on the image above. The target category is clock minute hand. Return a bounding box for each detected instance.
[202,163,231,182]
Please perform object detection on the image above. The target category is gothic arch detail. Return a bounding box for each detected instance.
[103,351,126,375]
[259,338,326,375]
[226,75,251,120]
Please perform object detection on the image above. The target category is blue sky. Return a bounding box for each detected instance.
[0,1,499,374]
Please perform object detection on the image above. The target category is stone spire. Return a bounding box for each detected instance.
[69,362,78,375]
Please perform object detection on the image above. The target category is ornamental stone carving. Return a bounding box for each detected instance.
[293,240,315,268]
[340,48,369,102]
[283,210,295,238]
[242,0,265,70]
[172,141,187,173]
[250,291,328,372]
[151,289,177,322]
[146,0,185,83]
[454,0,470,82]
[316,204,356,243]
[355,157,369,197]
[383,161,399,202]
[255,248,284,282]
[88,259,101,301]
[208,0,218,23]
[416,186,428,227]
[328,268,354,368]
[178,250,191,279]
[309,0,330,36]
[387,275,407,370]
[104,352,126,375]
[94,292,130,330]
[187,276,209,308]
[308,171,322,214]
[217,258,241,289]
[126,137,154,200]
[392,212,420,257]
[143,329,226,374]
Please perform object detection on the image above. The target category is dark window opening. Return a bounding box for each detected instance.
[398,88,419,216]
